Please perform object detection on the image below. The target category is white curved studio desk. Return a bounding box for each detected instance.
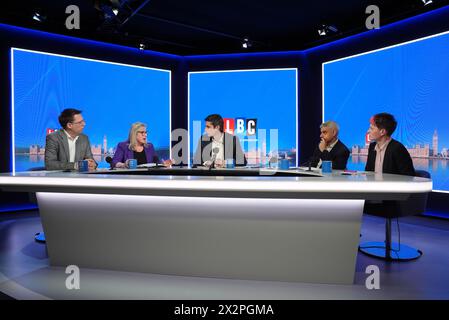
[0,169,432,285]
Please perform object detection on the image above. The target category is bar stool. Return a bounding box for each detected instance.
[359,170,430,261]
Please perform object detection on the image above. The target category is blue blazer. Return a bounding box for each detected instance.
[112,141,159,167]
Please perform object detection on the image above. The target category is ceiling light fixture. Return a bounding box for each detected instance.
[32,11,46,22]
[318,24,338,36]
[242,38,252,49]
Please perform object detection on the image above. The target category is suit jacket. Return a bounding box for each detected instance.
[45,130,94,170]
[308,140,350,170]
[365,139,415,176]
[112,141,159,167]
[193,132,247,166]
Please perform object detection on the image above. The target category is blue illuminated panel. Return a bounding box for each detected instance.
[323,31,449,192]
[11,48,171,172]
[188,69,298,166]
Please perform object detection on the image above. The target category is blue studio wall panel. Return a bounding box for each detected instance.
[188,68,298,166]
[0,22,183,174]
[11,48,171,171]
[323,31,449,192]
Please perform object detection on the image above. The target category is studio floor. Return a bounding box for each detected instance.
[1,209,448,300]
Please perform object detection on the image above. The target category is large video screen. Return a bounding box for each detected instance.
[323,31,449,192]
[11,48,171,172]
[188,68,298,166]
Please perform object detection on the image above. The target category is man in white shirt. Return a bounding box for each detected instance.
[45,108,97,171]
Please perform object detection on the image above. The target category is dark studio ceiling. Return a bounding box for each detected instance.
[1,0,449,55]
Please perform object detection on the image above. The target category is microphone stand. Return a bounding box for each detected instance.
[209,155,217,171]
[105,156,114,170]
[209,147,219,171]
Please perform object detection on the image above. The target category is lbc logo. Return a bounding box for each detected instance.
[224,118,257,136]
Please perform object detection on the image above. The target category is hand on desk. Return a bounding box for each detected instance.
[214,159,225,168]
[162,159,173,167]
[85,158,97,171]
[115,162,126,169]
[203,159,225,168]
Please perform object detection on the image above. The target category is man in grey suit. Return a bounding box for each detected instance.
[45,108,97,171]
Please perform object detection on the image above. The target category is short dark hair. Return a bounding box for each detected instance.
[59,108,82,129]
[205,114,224,132]
[372,112,397,136]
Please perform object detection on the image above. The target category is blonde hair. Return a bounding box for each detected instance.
[128,122,148,151]
[320,120,340,135]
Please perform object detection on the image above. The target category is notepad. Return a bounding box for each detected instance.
[341,170,358,175]
[137,163,163,168]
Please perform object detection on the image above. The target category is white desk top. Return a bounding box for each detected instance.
[0,168,432,200]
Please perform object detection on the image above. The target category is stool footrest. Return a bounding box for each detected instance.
[359,241,422,261]
[34,232,46,243]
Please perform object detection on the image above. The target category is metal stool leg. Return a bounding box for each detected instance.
[359,218,422,261]
[35,232,46,243]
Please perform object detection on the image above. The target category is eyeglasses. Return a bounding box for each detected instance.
[71,120,86,125]
[137,131,148,135]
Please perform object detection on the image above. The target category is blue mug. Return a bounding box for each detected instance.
[226,159,235,169]
[321,161,332,173]
[127,159,137,169]
[77,160,89,172]
[279,159,290,170]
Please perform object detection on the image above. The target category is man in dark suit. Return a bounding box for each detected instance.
[365,112,415,176]
[308,120,350,170]
[45,108,97,171]
[193,114,247,167]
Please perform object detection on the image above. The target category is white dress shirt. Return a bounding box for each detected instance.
[204,133,224,166]
[63,129,79,163]
[212,133,224,161]
[374,138,392,174]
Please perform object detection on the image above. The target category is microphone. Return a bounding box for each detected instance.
[298,158,313,171]
[105,156,113,170]
[268,155,278,168]
[209,147,220,170]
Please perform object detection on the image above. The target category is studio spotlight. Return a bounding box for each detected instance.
[101,4,118,20]
[318,26,327,36]
[139,42,146,51]
[318,24,338,36]
[328,25,338,33]
[242,38,252,49]
[32,11,46,22]
[422,0,433,5]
